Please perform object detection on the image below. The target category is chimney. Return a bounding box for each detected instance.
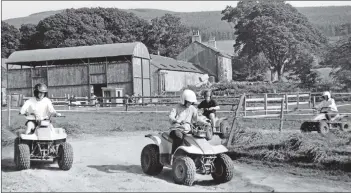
[191,30,201,43]
[208,36,216,48]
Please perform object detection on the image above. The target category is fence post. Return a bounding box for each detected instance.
[279,98,284,132]
[285,93,288,113]
[313,96,316,108]
[244,95,247,117]
[308,92,312,108]
[125,98,128,112]
[226,93,246,148]
[264,93,268,115]
[297,92,300,109]
[7,95,11,128]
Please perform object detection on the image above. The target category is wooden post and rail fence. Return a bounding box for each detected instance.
[5,92,351,146]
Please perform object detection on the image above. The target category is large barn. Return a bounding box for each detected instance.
[176,31,234,82]
[6,42,151,102]
[5,42,210,102]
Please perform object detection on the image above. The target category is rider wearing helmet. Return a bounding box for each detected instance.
[19,83,61,134]
[169,89,199,154]
[197,89,220,128]
[314,91,338,121]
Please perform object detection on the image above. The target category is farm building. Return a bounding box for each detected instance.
[150,54,208,95]
[5,42,151,102]
[176,31,234,82]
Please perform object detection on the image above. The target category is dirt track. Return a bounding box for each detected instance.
[2,131,351,192]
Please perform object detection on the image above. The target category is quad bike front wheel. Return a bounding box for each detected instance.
[219,121,230,139]
[205,125,213,141]
[15,143,31,170]
[211,154,234,183]
[141,144,163,176]
[57,142,74,170]
[318,121,330,135]
[172,156,196,186]
[13,137,19,163]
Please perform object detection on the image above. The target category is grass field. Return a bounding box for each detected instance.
[2,103,351,172]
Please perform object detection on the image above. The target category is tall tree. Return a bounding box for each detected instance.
[1,22,21,58]
[324,35,351,90]
[221,0,328,81]
[144,14,191,58]
[19,24,38,50]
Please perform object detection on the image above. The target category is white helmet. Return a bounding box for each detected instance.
[322,91,331,99]
[180,89,197,104]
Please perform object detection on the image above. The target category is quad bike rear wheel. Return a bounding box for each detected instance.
[57,142,73,170]
[172,156,196,186]
[211,154,234,183]
[318,121,330,135]
[15,143,30,170]
[219,121,230,139]
[141,144,163,176]
[301,121,321,133]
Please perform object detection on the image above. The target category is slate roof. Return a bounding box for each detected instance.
[150,54,204,74]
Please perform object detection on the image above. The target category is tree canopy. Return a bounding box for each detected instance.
[35,8,149,48]
[144,14,191,58]
[1,8,191,59]
[222,0,328,81]
[1,22,21,58]
[323,35,351,90]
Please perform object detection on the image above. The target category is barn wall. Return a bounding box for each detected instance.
[46,85,89,97]
[150,65,159,95]
[7,88,32,96]
[7,69,32,88]
[161,70,205,92]
[217,56,232,81]
[107,62,132,83]
[48,65,88,86]
[176,43,217,77]
[132,57,151,96]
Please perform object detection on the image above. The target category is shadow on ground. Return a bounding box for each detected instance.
[2,157,61,172]
[87,164,224,186]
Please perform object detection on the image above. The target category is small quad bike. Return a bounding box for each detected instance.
[300,107,350,134]
[197,109,231,141]
[141,122,234,186]
[14,114,73,170]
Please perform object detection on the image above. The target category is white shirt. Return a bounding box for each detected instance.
[169,104,198,133]
[20,97,57,120]
[316,98,338,112]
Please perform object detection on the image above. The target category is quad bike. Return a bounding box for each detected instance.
[300,107,350,134]
[14,113,73,171]
[140,122,234,186]
[197,109,231,141]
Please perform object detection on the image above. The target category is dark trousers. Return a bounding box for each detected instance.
[170,130,184,154]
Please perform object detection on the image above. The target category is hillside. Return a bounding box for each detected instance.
[3,6,351,41]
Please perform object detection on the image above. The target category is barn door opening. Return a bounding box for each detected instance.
[92,84,106,97]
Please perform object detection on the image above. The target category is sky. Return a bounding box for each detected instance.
[2,1,351,20]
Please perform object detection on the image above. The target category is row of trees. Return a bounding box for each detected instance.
[2,8,191,58]
[221,0,350,90]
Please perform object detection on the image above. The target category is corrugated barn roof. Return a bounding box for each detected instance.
[7,42,150,64]
[150,54,204,74]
